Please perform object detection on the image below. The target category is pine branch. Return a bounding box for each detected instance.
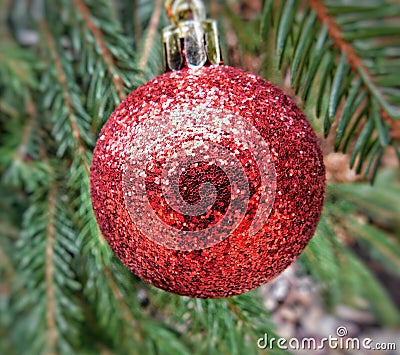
[37,15,146,349]
[39,21,93,159]
[44,0,140,138]
[309,0,399,122]
[71,0,126,101]
[14,109,35,161]
[0,38,40,171]
[0,245,10,270]
[103,267,138,329]
[0,234,23,355]
[81,256,143,351]
[0,243,17,287]
[14,178,84,354]
[300,174,400,325]
[0,41,39,109]
[148,291,287,355]
[0,95,50,191]
[332,169,400,227]
[36,22,136,345]
[36,8,178,349]
[260,0,400,179]
[342,216,400,276]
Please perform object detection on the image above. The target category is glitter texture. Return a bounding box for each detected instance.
[90,65,326,298]
[121,105,277,250]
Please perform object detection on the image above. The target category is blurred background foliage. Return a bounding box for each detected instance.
[0,0,399,354]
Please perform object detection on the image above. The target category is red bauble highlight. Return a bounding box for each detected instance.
[90,65,325,298]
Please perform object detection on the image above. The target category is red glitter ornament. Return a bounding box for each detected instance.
[90,2,325,298]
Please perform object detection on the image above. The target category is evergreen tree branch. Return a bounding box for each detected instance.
[67,160,143,351]
[103,265,142,344]
[71,0,126,101]
[0,235,21,354]
[39,21,92,160]
[0,39,39,118]
[226,296,288,355]
[13,107,35,162]
[226,299,251,330]
[15,175,84,354]
[0,98,49,191]
[301,173,400,325]
[308,0,400,122]
[260,0,399,179]
[0,244,15,282]
[81,252,147,352]
[36,17,108,279]
[149,291,286,355]
[37,22,144,342]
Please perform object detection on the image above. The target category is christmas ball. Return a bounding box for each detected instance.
[90,65,325,298]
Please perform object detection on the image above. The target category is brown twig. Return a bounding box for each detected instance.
[45,183,57,355]
[139,0,164,71]
[72,0,125,101]
[309,0,363,75]
[14,113,34,162]
[226,298,261,346]
[13,94,38,162]
[103,267,142,344]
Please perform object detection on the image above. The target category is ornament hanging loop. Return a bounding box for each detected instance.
[163,0,222,71]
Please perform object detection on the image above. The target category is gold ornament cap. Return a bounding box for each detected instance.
[163,0,222,71]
